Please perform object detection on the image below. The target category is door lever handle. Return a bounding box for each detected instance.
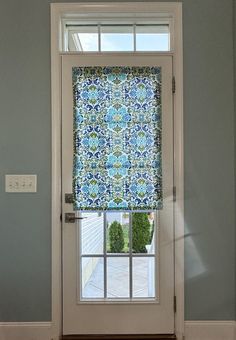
[65,212,87,223]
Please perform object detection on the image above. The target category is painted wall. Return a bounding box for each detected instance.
[0,0,52,321]
[183,0,235,320]
[0,0,235,322]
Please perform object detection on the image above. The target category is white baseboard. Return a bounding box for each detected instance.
[0,320,235,340]
[0,322,57,340]
[184,321,236,340]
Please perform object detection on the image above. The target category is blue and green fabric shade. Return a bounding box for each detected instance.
[73,66,162,211]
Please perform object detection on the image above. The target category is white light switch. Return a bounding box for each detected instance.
[5,175,37,193]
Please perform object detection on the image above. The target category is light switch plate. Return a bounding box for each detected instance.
[5,175,37,193]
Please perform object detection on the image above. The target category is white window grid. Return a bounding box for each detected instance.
[78,211,159,302]
[62,18,173,52]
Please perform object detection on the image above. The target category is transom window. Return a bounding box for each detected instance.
[64,23,170,52]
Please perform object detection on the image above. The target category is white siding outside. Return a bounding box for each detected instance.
[81,213,103,288]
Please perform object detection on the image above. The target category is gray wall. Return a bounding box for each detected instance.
[0,0,235,322]
[183,0,235,320]
[0,0,52,321]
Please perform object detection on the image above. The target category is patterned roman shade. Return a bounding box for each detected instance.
[72,66,162,211]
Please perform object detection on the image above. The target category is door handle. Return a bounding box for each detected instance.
[65,212,87,223]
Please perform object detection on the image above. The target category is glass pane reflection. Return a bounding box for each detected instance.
[106,212,129,254]
[107,257,129,298]
[81,257,104,298]
[136,25,169,51]
[133,257,155,298]
[101,25,133,51]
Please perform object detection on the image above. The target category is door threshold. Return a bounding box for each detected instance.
[61,335,176,340]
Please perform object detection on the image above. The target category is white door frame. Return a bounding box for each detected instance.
[50,3,184,340]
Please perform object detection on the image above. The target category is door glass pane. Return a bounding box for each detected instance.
[81,257,104,298]
[101,25,133,51]
[133,257,155,298]
[106,212,129,254]
[132,212,154,253]
[136,25,169,51]
[81,212,104,255]
[68,26,98,51]
[107,257,129,298]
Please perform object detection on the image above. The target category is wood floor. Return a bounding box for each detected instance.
[61,335,177,340]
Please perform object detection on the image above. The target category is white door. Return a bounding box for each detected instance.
[62,54,174,335]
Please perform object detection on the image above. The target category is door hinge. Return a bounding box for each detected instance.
[174,295,177,313]
[172,76,176,94]
[173,186,176,202]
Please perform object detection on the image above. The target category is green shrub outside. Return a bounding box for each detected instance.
[109,221,125,253]
[132,213,151,253]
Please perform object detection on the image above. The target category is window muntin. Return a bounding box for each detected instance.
[79,211,157,301]
[66,23,170,52]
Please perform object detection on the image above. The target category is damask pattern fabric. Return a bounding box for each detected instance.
[73,66,162,211]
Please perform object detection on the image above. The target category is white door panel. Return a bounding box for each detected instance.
[62,54,174,335]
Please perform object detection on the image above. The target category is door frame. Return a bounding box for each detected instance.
[50,3,184,340]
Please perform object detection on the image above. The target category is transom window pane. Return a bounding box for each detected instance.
[79,211,157,301]
[136,25,169,51]
[68,26,98,51]
[100,25,133,51]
